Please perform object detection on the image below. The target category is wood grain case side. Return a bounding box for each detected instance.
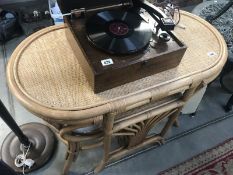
[95,47,187,93]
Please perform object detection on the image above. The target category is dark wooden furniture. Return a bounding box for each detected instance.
[68,20,186,92]
[60,0,187,93]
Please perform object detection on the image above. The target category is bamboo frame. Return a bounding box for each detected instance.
[94,85,199,173]
[6,11,228,175]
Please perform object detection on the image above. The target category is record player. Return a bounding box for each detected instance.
[58,0,187,93]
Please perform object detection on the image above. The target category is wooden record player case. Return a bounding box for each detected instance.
[58,0,187,93]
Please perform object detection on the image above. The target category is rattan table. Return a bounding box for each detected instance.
[7,11,227,174]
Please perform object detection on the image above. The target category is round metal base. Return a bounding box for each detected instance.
[1,123,56,174]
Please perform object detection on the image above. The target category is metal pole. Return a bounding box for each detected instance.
[0,99,30,147]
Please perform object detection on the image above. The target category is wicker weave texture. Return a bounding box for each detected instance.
[11,12,224,110]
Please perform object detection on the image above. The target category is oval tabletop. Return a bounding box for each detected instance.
[7,11,228,121]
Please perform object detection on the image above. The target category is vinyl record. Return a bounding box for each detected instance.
[86,10,152,55]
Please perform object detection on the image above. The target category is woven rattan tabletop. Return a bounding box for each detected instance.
[7,11,227,120]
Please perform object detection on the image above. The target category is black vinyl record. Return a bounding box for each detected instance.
[86,10,152,55]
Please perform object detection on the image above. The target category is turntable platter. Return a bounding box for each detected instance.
[86,10,152,55]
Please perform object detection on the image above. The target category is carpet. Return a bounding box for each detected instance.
[159,138,233,175]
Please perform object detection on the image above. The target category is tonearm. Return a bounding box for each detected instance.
[132,0,175,31]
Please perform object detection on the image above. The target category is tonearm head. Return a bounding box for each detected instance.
[132,0,175,31]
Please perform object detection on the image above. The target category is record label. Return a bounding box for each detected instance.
[109,22,129,36]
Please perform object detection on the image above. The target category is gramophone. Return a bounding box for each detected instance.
[58,0,187,93]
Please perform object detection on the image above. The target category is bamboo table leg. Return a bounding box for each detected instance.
[161,86,198,137]
[160,108,182,137]
[94,113,115,173]
[173,120,179,127]
[63,142,79,175]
